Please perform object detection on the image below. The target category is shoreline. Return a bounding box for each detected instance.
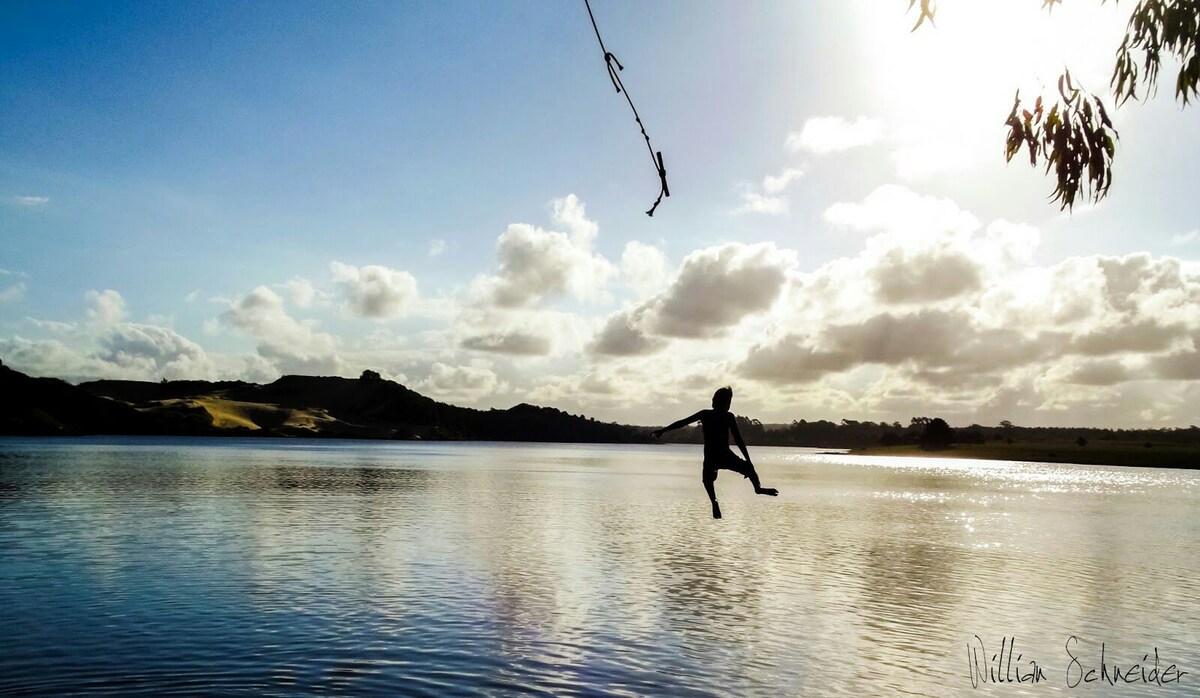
[850,441,1200,470]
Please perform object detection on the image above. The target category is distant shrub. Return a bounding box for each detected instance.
[1076,437,1088,447]
[879,431,903,447]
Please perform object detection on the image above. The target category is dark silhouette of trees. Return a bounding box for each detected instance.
[919,417,955,450]
[910,0,1200,210]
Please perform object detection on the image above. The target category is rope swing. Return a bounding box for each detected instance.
[583,0,670,216]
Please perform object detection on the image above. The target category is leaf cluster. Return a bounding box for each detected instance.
[1113,0,1200,105]
[1004,72,1118,209]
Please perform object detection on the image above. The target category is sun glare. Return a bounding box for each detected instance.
[849,1,1128,179]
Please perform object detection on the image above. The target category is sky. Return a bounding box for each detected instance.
[2,0,1199,428]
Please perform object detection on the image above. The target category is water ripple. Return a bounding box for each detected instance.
[1,437,1198,696]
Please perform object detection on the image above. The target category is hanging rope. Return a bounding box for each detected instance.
[583,0,670,216]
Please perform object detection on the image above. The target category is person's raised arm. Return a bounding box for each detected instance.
[730,414,752,463]
[652,411,704,438]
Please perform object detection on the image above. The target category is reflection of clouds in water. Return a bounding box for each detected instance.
[3,440,1200,695]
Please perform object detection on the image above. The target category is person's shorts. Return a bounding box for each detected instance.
[703,451,754,480]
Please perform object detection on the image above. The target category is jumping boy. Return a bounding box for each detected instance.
[652,386,778,519]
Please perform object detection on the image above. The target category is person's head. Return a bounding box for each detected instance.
[712,386,733,412]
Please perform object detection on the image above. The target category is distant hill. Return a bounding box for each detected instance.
[39,368,650,443]
[0,362,204,435]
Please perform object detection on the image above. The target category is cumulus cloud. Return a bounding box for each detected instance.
[222,286,341,375]
[471,194,615,308]
[461,330,552,356]
[330,261,418,319]
[281,277,321,309]
[730,185,1200,426]
[588,242,795,356]
[647,242,796,338]
[417,362,505,401]
[620,241,671,299]
[870,247,982,303]
[85,289,127,325]
[0,336,98,380]
[1151,336,1200,380]
[97,323,216,380]
[786,116,884,154]
[741,310,1051,384]
[762,168,804,195]
[3,289,216,381]
[590,308,666,356]
[737,191,788,215]
[736,168,804,215]
[453,305,588,359]
[824,184,979,237]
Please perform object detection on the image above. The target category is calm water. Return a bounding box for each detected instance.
[2,437,1199,696]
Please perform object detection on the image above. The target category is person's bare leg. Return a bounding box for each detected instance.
[703,475,721,519]
[747,467,778,496]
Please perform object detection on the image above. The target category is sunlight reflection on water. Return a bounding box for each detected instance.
[2,437,1198,696]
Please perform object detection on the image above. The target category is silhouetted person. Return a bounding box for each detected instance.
[652,386,778,519]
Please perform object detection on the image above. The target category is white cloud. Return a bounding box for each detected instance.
[471,194,615,308]
[0,282,25,303]
[97,323,217,380]
[647,242,796,338]
[590,307,666,357]
[591,242,796,356]
[726,185,1200,425]
[453,306,589,359]
[735,168,803,215]
[737,191,788,215]
[330,261,418,319]
[785,116,884,154]
[13,195,49,206]
[25,317,74,334]
[85,289,127,325]
[551,193,599,246]
[1,318,218,383]
[281,277,320,309]
[428,238,448,257]
[762,168,804,195]
[620,241,671,299]
[222,286,341,375]
[823,184,980,238]
[1171,230,1199,245]
[417,362,506,402]
[461,329,552,356]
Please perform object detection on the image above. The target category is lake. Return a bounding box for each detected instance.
[2,437,1199,696]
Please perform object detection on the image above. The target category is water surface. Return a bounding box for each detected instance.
[2,437,1199,696]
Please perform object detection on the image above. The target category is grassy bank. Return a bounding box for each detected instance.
[850,440,1200,469]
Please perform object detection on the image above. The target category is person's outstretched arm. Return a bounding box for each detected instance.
[652,411,704,438]
[730,414,752,463]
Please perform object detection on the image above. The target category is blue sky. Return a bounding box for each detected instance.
[2,0,1199,426]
